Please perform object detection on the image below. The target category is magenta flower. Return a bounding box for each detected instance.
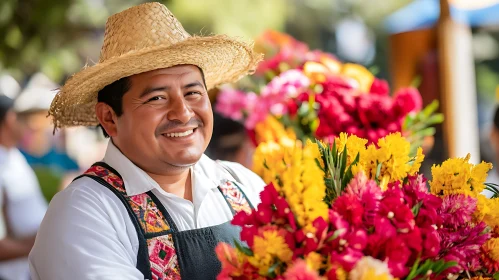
[393,87,423,115]
[215,88,257,121]
[437,194,490,273]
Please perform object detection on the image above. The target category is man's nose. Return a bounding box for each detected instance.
[166,95,195,123]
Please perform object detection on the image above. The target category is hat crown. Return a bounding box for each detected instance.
[99,2,190,62]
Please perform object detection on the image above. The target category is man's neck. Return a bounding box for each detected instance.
[147,168,193,201]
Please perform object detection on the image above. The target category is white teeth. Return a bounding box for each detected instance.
[165,129,194,138]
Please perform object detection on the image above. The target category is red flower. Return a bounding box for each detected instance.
[393,87,423,116]
[332,194,364,228]
[287,99,299,117]
[370,78,390,96]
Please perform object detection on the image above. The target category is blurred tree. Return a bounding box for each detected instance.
[0,0,449,86]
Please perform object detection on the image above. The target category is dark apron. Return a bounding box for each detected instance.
[81,162,253,280]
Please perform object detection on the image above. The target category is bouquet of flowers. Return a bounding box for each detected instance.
[215,31,442,154]
[216,128,499,280]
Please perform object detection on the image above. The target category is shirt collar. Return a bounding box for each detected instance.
[103,141,158,196]
[102,141,229,197]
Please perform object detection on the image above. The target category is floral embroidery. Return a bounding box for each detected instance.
[219,180,252,214]
[128,194,171,233]
[148,235,181,280]
[84,165,126,193]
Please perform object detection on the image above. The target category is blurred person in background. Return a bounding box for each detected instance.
[0,95,47,280]
[205,112,255,169]
[14,73,80,201]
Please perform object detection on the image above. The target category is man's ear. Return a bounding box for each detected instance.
[95,103,118,137]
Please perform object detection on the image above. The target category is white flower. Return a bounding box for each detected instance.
[349,256,394,280]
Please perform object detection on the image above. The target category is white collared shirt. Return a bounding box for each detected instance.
[29,141,265,280]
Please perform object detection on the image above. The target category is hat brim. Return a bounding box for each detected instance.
[49,35,262,128]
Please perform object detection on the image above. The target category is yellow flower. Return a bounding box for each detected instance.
[478,197,499,229]
[303,61,329,84]
[253,139,328,228]
[351,133,414,185]
[254,116,296,145]
[409,147,424,175]
[484,238,499,262]
[345,134,368,166]
[429,154,492,197]
[341,63,375,93]
[335,267,347,280]
[305,252,324,271]
[335,133,348,154]
[348,256,394,280]
[249,229,293,275]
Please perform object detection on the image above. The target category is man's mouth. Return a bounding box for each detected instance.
[164,128,196,138]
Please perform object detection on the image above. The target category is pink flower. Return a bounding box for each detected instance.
[393,87,422,115]
[437,194,490,273]
[439,194,476,227]
[284,259,323,280]
[345,173,382,228]
[370,78,390,96]
[216,88,256,121]
[320,210,367,271]
[332,194,364,228]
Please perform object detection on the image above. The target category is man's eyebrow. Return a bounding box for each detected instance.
[184,81,204,89]
[139,86,170,98]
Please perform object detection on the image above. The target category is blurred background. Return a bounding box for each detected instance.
[0,0,498,200]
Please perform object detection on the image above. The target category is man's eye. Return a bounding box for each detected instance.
[147,96,165,102]
[185,91,201,97]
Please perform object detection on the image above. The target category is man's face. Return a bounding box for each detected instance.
[0,110,22,148]
[111,65,213,174]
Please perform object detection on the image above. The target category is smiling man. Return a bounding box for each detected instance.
[29,3,263,280]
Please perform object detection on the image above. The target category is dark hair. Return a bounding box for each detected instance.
[494,106,499,130]
[97,77,132,137]
[205,112,247,161]
[0,95,14,125]
[97,67,207,138]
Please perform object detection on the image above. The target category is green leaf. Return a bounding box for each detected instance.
[414,127,436,137]
[434,261,457,274]
[405,256,421,280]
[413,259,433,276]
[267,261,281,277]
[263,160,269,170]
[412,201,423,216]
[315,158,325,171]
[403,114,415,130]
[332,139,338,164]
[493,272,499,280]
[327,228,346,242]
[340,148,348,176]
[426,113,444,125]
[234,240,254,256]
[422,100,440,117]
[375,162,382,184]
[411,75,422,88]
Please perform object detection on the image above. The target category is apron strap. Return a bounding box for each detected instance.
[76,163,152,278]
[217,182,254,216]
[78,162,179,279]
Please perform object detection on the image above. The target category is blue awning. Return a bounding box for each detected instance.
[384,0,499,34]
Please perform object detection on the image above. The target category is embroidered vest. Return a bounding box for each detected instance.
[81,162,252,279]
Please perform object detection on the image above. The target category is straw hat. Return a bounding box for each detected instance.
[49,2,262,128]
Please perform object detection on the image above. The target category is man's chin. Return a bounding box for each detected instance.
[166,153,203,168]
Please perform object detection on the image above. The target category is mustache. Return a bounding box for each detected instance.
[155,118,204,135]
